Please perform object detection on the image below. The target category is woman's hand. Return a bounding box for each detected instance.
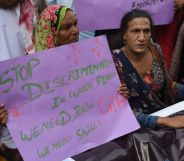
[117,83,129,99]
[0,104,8,126]
[157,115,184,128]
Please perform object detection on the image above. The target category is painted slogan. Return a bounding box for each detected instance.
[0,36,140,161]
[75,0,174,31]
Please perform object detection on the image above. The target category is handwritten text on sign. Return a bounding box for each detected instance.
[75,0,174,31]
[0,36,140,161]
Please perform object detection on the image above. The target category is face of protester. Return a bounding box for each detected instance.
[58,10,79,46]
[123,17,151,55]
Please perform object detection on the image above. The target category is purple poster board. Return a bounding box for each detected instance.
[0,36,140,161]
[74,0,174,31]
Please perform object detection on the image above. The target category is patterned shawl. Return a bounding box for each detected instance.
[34,5,69,52]
[170,21,184,82]
[112,43,175,114]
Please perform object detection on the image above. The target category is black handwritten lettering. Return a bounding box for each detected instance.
[0,70,14,93]
[21,83,43,101]
[96,72,116,86]
[19,110,71,142]
[71,103,94,121]
[11,64,20,83]
[52,96,66,109]
[19,65,30,81]
[37,146,50,158]
[52,96,60,109]
[52,75,69,88]
[69,59,113,81]
[20,126,41,141]
[28,58,40,78]
[73,103,94,116]
[22,76,70,102]
[0,58,40,94]
[132,0,168,9]
[69,83,94,99]
[52,136,72,150]
[44,80,55,94]
[11,58,40,83]
[60,110,71,125]
[19,102,94,142]
[77,121,101,140]
[69,69,80,81]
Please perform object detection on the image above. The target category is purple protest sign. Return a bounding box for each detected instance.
[74,0,174,31]
[0,36,140,161]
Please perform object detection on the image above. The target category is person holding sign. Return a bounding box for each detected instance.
[170,0,184,83]
[112,9,184,129]
[154,0,184,70]
[34,5,79,51]
[72,9,184,161]
[0,4,79,161]
[0,0,35,160]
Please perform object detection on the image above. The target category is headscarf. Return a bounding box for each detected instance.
[19,0,35,53]
[34,5,70,52]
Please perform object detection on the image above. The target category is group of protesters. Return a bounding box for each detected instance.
[0,0,184,160]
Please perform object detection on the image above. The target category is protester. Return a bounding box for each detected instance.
[113,9,184,129]
[72,9,184,161]
[0,0,35,62]
[0,4,79,161]
[55,0,95,41]
[170,16,184,84]
[154,0,184,69]
[34,5,79,51]
[0,0,35,160]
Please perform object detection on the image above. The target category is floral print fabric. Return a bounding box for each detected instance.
[112,43,184,128]
[34,5,69,51]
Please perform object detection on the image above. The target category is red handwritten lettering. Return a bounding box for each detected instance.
[98,94,127,115]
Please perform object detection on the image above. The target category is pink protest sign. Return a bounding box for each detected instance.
[74,0,174,31]
[0,36,140,161]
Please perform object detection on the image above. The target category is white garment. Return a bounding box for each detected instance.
[63,158,75,161]
[79,31,95,40]
[0,7,25,149]
[0,126,16,149]
[57,0,74,9]
[47,0,57,5]
[0,8,26,61]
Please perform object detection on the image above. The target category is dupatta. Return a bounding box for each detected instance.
[112,44,174,114]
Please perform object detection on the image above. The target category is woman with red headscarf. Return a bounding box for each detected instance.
[34,5,79,51]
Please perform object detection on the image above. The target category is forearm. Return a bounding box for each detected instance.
[157,117,171,127]
[156,115,184,128]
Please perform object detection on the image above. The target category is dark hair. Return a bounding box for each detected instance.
[37,0,48,16]
[120,9,154,36]
[95,29,123,50]
[0,0,24,9]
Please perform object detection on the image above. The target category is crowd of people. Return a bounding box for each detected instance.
[0,0,184,161]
